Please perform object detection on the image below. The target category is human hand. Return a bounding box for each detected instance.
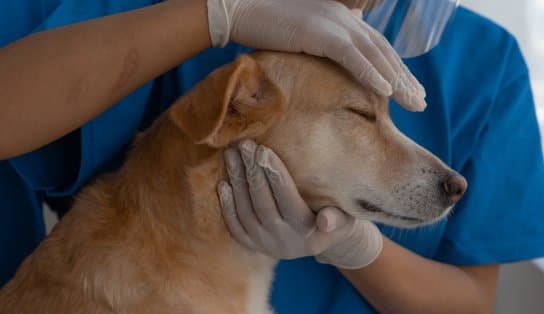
[217,139,383,269]
[206,0,426,112]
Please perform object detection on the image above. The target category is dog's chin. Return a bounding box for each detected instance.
[350,210,427,228]
[350,199,454,228]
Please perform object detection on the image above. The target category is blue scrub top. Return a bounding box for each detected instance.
[1,1,544,313]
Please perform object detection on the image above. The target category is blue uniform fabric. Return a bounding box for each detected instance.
[1,2,543,313]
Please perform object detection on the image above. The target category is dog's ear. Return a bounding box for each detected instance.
[169,55,284,147]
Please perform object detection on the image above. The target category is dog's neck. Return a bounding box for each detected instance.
[65,115,274,313]
[115,115,230,244]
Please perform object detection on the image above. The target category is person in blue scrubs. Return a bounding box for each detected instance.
[0,1,543,313]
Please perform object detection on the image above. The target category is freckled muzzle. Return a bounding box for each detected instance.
[355,171,467,227]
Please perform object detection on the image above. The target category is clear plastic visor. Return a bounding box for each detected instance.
[363,0,460,58]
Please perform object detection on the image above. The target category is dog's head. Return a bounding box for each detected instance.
[169,52,466,228]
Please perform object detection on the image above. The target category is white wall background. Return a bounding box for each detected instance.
[462,1,544,313]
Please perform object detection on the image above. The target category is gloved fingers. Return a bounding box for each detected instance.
[218,181,259,251]
[255,145,316,237]
[224,148,262,237]
[299,207,354,255]
[314,208,355,243]
[368,32,427,111]
[330,43,393,97]
[351,34,397,92]
[316,207,353,233]
[392,87,427,114]
[238,140,283,225]
[346,14,427,111]
[372,32,426,99]
[401,61,426,98]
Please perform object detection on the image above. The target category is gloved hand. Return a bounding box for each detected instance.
[217,140,383,269]
[206,0,427,112]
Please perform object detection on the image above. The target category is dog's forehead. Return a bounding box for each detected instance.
[254,52,384,111]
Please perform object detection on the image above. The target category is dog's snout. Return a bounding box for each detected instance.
[442,173,467,203]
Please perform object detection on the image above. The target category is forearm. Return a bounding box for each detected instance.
[341,237,498,314]
[0,0,210,160]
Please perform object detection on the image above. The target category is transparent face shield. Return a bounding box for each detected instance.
[363,0,460,58]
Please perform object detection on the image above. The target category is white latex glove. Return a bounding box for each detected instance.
[217,140,383,269]
[207,0,427,111]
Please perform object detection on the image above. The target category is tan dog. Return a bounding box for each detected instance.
[0,52,466,313]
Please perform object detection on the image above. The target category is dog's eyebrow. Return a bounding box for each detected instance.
[340,92,377,109]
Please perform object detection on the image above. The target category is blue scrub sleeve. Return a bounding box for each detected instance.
[8,0,160,196]
[435,44,544,265]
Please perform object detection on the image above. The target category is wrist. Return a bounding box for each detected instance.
[353,223,383,269]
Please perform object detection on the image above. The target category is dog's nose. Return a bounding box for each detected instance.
[442,173,467,203]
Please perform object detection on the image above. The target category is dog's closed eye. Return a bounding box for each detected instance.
[346,108,377,123]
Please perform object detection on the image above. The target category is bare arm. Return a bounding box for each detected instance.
[0,0,428,160]
[341,236,499,314]
[0,0,210,160]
